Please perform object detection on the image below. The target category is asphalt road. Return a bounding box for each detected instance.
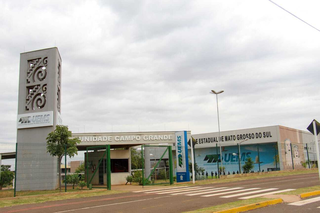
[1,173,319,213]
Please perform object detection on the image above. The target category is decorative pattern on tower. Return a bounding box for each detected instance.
[25,57,48,111]
[57,61,61,113]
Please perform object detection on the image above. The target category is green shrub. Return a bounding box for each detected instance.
[65,174,80,189]
[79,181,86,190]
[126,175,133,185]
[219,166,225,173]
[131,171,152,185]
[302,161,311,168]
[157,169,169,180]
[132,171,142,183]
[242,157,254,173]
[140,178,151,185]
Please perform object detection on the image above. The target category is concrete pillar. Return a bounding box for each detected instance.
[144,147,151,179]
[16,48,62,191]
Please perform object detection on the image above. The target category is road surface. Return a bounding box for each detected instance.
[1,173,319,213]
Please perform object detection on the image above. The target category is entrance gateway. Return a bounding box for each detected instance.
[14,47,191,191]
[73,131,191,187]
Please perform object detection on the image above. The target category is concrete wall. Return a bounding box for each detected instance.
[278,126,308,170]
[302,131,319,164]
[70,161,82,173]
[111,150,130,185]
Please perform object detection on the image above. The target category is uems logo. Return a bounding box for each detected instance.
[177,136,183,167]
[178,154,183,167]
[18,116,31,124]
[203,154,219,163]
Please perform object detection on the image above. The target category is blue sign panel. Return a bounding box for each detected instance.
[175,131,190,182]
[192,143,279,176]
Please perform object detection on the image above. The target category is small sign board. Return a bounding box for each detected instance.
[17,111,53,129]
[307,119,320,135]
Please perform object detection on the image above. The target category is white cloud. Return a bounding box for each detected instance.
[0,0,319,147]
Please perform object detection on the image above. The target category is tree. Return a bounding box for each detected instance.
[46,125,81,191]
[0,165,14,190]
[1,165,11,172]
[242,157,254,173]
[65,174,80,189]
[75,163,85,174]
[189,162,205,179]
[131,148,142,170]
[75,163,85,181]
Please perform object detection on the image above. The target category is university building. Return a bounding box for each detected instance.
[69,125,316,185]
[191,125,316,175]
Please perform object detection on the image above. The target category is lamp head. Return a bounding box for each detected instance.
[211,90,224,94]
[239,138,249,144]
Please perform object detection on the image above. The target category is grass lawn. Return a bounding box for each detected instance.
[0,188,126,208]
[280,185,320,195]
[0,187,98,198]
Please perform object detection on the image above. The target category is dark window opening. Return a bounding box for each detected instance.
[111,159,129,173]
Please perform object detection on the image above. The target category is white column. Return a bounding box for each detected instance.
[0,154,2,180]
[191,139,195,184]
[313,120,320,180]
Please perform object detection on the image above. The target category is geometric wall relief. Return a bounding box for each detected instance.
[25,84,47,110]
[57,61,61,113]
[25,57,48,111]
[57,87,61,113]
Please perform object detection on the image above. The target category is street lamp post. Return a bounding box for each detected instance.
[211,90,224,175]
[237,143,241,174]
[237,139,248,174]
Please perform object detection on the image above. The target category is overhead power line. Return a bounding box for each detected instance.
[269,0,320,33]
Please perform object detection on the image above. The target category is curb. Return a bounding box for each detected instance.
[300,190,320,199]
[214,198,283,213]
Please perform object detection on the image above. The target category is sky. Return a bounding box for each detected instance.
[0,0,320,155]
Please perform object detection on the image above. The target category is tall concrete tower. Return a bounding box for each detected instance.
[16,47,62,191]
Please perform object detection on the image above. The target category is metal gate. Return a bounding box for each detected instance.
[141,145,173,186]
[85,145,111,190]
